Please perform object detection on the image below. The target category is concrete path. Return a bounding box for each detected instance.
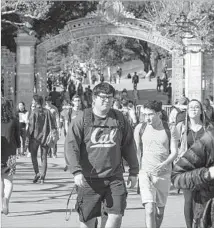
[2,136,186,228]
[2,78,180,228]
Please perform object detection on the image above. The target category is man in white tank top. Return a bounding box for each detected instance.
[134,100,179,228]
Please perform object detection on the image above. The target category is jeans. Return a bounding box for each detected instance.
[48,144,57,157]
[20,127,27,153]
[29,139,49,179]
[183,190,193,228]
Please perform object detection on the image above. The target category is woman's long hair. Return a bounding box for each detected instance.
[1,97,14,123]
[185,99,211,132]
[16,102,27,113]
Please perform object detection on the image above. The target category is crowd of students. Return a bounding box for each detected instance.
[1,81,214,228]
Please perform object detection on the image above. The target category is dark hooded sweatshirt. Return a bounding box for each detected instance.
[65,109,139,179]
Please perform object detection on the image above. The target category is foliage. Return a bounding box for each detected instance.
[124,0,214,50]
[2,0,213,74]
[1,1,98,52]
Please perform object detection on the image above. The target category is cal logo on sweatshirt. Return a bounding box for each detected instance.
[90,127,117,148]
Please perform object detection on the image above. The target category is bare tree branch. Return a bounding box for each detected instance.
[145,5,154,21]
[197,15,207,26]
[2,10,46,21]
[1,19,25,28]
[159,0,166,9]
[1,10,17,15]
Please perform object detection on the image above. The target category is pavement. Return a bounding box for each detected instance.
[2,78,183,228]
[87,77,169,105]
[2,134,186,228]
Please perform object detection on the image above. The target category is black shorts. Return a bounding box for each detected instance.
[75,176,127,222]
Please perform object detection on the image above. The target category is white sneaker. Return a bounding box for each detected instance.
[27,152,31,158]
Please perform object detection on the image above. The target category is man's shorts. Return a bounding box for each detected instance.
[138,171,171,207]
[75,176,127,222]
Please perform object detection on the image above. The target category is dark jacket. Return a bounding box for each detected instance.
[171,128,214,228]
[27,107,55,146]
[1,118,21,164]
[65,109,139,179]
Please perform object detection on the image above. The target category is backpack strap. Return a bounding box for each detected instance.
[112,109,125,132]
[68,108,73,124]
[172,106,180,113]
[83,108,93,138]
[162,121,171,153]
[138,122,147,158]
[162,121,171,143]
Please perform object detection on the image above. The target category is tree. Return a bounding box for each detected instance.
[124,0,214,51]
[1,0,53,51]
[1,1,98,52]
[120,0,214,75]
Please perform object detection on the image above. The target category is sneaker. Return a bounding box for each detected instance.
[64,166,68,172]
[53,155,57,159]
[33,174,41,183]
[40,176,45,184]
[27,152,31,158]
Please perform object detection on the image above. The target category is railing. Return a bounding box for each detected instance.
[162,105,173,117]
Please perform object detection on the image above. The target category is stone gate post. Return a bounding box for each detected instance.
[202,52,214,100]
[171,50,184,104]
[183,37,203,101]
[15,32,37,109]
[36,47,48,97]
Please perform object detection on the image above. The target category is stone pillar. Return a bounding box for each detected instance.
[171,50,184,104]
[183,37,203,101]
[1,47,16,105]
[36,46,48,98]
[202,52,214,100]
[15,32,37,109]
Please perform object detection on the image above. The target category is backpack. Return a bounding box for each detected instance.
[173,106,186,125]
[138,121,171,158]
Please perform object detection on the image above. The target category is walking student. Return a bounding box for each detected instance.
[1,98,21,215]
[134,100,178,228]
[45,96,60,158]
[17,102,28,157]
[26,95,56,184]
[65,82,139,228]
[172,127,214,228]
[175,99,213,228]
[132,72,139,89]
[59,99,72,137]
[63,95,83,172]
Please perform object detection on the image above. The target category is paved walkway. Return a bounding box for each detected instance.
[2,136,186,228]
[2,78,180,227]
[89,77,169,105]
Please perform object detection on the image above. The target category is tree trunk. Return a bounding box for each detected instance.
[143,59,150,73]
[153,57,159,77]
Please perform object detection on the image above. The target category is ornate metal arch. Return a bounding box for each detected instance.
[36,17,184,102]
